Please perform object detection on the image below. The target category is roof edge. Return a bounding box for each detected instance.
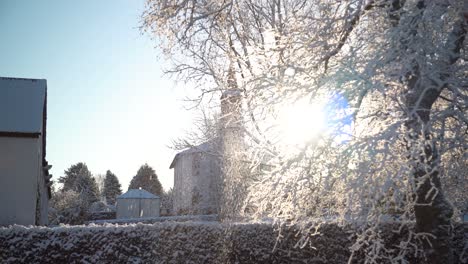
[169,139,220,169]
[117,189,160,199]
[0,132,41,138]
[0,76,46,82]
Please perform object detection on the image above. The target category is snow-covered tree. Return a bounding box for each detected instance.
[171,107,222,151]
[59,162,100,205]
[128,164,163,196]
[143,0,467,262]
[94,173,106,198]
[53,163,100,224]
[49,188,87,225]
[102,170,122,205]
[160,188,174,216]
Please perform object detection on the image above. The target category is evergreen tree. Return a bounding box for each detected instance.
[58,162,99,205]
[161,188,174,216]
[128,163,163,196]
[102,170,122,205]
[94,173,106,197]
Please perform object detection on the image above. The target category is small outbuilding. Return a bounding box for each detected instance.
[116,189,160,219]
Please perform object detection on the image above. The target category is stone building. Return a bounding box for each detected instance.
[171,67,245,216]
[170,140,221,215]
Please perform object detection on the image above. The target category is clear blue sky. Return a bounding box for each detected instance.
[0,0,195,191]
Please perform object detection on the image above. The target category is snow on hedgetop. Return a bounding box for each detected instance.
[0,77,46,134]
[117,189,160,199]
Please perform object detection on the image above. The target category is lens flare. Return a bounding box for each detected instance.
[277,99,326,146]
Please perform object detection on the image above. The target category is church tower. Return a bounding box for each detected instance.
[219,66,247,219]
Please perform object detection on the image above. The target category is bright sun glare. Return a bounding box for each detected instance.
[277,99,327,146]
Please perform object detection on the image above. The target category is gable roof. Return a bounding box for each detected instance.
[117,189,160,199]
[0,77,47,134]
[169,140,219,169]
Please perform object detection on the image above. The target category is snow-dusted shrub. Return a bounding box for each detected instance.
[0,222,345,263]
[0,222,466,263]
[87,212,116,222]
[160,188,174,216]
[86,201,116,222]
[49,190,87,225]
[89,214,218,225]
[88,201,115,213]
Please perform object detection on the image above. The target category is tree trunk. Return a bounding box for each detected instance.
[401,3,467,262]
[405,78,454,263]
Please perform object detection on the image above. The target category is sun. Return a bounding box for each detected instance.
[277,99,327,146]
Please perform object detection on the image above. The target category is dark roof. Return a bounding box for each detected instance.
[0,77,46,133]
[169,140,219,169]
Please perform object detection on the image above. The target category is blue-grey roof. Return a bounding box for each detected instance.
[117,189,160,199]
[0,77,46,133]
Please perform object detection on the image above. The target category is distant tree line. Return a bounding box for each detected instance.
[50,162,171,224]
[49,162,123,225]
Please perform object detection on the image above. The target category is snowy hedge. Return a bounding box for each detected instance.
[0,222,466,263]
[88,214,218,225]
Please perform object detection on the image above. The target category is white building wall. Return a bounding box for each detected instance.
[37,135,49,225]
[116,198,160,219]
[193,153,220,214]
[173,154,194,214]
[140,199,160,217]
[38,180,49,225]
[0,137,40,226]
[116,199,139,219]
[173,151,221,215]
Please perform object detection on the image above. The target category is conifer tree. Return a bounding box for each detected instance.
[102,170,122,204]
[128,163,163,196]
[58,162,99,205]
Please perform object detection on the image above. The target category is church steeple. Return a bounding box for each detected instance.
[218,63,247,220]
[220,64,242,133]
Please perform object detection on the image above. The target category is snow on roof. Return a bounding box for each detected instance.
[117,189,160,199]
[177,141,215,156]
[0,77,46,133]
[169,140,219,169]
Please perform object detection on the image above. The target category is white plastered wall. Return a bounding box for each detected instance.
[116,198,160,219]
[194,153,220,214]
[140,199,160,217]
[173,154,194,214]
[37,135,49,225]
[173,152,221,215]
[0,137,40,226]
